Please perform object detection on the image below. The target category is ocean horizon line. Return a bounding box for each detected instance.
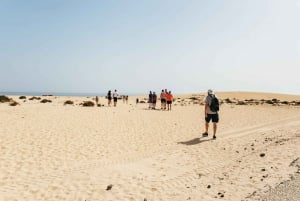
[0,91,143,97]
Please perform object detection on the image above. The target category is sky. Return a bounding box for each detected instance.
[0,0,299,95]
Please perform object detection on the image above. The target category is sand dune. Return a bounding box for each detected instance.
[0,92,299,201]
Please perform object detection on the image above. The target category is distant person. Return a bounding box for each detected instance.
[160,89,166,110]
[152,92,157,109]
[95,96,99,106]
[202,89,219,140]
[166,91,173,110]
[125,95,128,104]
[107,90,112,106]
[113,89,119,107]
[164,89,168,110]
[136,98,139,104]
[148,91,153,109]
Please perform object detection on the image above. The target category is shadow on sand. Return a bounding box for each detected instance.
[177,137,213,145]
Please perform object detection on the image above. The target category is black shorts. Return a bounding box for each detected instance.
[161,99,166,103]
[205,113,219,123]
[113,97,118,102]
[167,101,172,104]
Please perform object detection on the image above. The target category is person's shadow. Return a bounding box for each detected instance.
[177,137,213,145]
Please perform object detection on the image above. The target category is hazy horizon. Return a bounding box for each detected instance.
[1,0,299,95]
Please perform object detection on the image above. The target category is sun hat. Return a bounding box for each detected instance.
[208,89,214,95]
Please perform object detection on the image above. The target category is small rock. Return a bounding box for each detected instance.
[207,185,211,189]
[260,153,265,157]
[106,184,113,191]
[218,192,225,198]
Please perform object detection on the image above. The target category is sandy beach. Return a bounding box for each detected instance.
[0,92,300,201]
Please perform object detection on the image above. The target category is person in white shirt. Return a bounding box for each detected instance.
[202,89,219,139]
[112,89,119,107]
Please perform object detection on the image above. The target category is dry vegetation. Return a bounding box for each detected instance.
[81,101,95,107]
[64,100,74,105]
[0,95,19,106]
[40,99,52,103]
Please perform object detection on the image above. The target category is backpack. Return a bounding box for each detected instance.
[209,95,219,112]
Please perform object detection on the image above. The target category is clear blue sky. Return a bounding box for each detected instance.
[0,0,299,95]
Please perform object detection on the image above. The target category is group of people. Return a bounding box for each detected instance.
[107,89,120,107]
[104,88,219,140]
[148,89,173,110]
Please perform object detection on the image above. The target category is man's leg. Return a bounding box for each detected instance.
[202,121,209,137]
[213,122,217,136]
[212,113,218,139]
[205,122,209,133]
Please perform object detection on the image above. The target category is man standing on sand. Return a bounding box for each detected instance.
[95,96,99,106]
[113,89,119,107]
[166,91,173,111]
[160,89,166,110]
[107,90,112,106]
[148,91,153,109]
[202,89,219,139]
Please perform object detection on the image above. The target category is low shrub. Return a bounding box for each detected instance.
[40,99,52,103]
[29,97,41,100]
[10,101,19,106]
[0,95,10,103]
[82,101,95,107]
[64,100,74,105]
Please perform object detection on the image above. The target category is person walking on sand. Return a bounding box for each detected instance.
[95,96,99,106]
[113,89,119,107]
[152,92,157,109]
[166,91,173,111]
[202,89,219,140]
[107,90,112,106]
[148,91,153,109]
[160,89,166,110]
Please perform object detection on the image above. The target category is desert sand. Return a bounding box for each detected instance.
[0,92,300,201]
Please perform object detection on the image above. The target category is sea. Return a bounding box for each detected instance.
[0,91,140,97]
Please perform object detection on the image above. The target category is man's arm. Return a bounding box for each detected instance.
[205,103,208,117]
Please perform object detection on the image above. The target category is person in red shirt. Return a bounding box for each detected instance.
[160,89,166,110]
[166,91,173,111]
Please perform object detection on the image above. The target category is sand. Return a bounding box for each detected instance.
[0,92,300,201]
[258,158,300,201]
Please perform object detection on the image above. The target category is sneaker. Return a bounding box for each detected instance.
[202,132,208,137]
[213,135,216,140]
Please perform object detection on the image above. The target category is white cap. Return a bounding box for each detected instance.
[208,89,214,95]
